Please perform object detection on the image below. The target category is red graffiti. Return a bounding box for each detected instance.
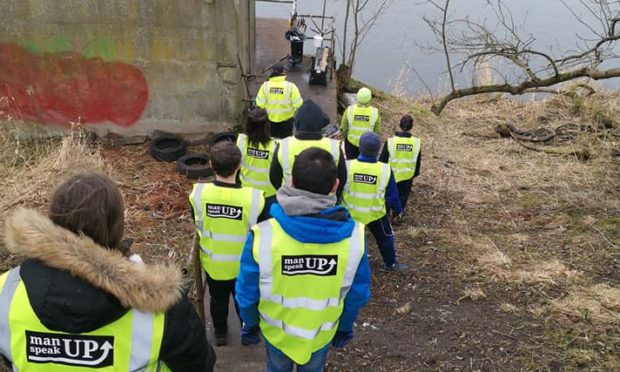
[0,43,148,127]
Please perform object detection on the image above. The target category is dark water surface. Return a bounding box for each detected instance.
[257,0,620,96]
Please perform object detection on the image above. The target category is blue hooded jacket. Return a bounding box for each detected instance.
[235,204,371,333]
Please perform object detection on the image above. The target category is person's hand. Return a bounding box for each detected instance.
[331,331,354,348]
[332,130,344,141]
[391,212,404,226]
[241,324,261,346]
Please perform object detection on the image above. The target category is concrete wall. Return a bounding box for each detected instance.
[0,0,255,137]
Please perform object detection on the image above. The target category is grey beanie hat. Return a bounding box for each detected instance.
[359,132,381,156]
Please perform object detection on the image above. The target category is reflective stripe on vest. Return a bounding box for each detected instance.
[346,105,379,146]
[0,268,168,371]
[252,219,365,365]
[387,136,421,182]
[237,134,278,198]
[189,183,264,280]
[342,160,390,224]
[0,268,20,363]
[278,137,340,186]
[255,221,363,311]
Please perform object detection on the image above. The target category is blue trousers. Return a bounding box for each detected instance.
[266,341,330,372]
[367,214,397,266]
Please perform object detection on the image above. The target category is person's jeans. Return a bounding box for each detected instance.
[265,341,330,372]
[270,119,293,139]
[205,272,240,335]
[343,139,359,160]
[396,177,414,212]
[367,214,397,266]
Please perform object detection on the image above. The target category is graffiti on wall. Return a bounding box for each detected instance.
[0,38,148,127]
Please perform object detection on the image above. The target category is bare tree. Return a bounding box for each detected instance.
[424,0,620,115]
[340,0,395,82]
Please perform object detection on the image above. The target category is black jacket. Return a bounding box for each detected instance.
[269,99,347,197]
[2,208,215,372]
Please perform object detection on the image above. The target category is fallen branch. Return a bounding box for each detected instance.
[423,1,620,115]
[432,67,620,115]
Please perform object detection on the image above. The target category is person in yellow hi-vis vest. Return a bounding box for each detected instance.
[0,173,215,372]
[269,99,347,198]
[339,87,381,160]
[379,114,422,217]
[255,64,303,139]
[236,148,371,371]
[189,141,266,347]
[237,107,279,214]
[342,132,408,272]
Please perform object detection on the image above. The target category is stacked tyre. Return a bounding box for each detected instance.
[150,132,237,179]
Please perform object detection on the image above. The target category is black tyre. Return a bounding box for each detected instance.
[176,153,213,179]
[150,134,187,162]
[208,132,238,147]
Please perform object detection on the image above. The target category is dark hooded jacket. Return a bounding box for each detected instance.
[1,208,215,372]
[269,99,347,197]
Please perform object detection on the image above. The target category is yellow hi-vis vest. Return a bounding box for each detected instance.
[277,137,341,186]
[189,183,264,280]
[387,136,421,183]
[255,76,303,123]
[0,268,170,371]
[236,134,278,198]
[342,160,390,224]
[345,104,379,147]
[252,219,365,365]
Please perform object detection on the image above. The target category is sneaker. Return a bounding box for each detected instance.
[214,332,228,346]
[385,263,408,272]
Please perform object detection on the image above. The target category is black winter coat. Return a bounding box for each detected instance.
[1,208,215,372]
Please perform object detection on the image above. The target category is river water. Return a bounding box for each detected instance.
[257,0,620,96]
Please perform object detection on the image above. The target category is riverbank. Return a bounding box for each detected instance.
[1,91,619,370]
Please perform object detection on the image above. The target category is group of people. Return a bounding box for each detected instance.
[189,64,423,370]
[0,63,422,372]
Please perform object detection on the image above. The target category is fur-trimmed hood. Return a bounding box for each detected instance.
[3,207,183,313]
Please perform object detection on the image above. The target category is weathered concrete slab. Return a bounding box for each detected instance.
[0,0,255,137]
[203,287,266,371]
[253,18,339,126]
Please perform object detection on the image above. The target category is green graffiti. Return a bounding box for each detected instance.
[82,37,115,61]
[19,36,73,54]
[19,40,43,54]
[17,37,115,60]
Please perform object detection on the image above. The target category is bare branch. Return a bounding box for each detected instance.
[420,0,620,115]
[440,0,457,92]
[431,67,620,115]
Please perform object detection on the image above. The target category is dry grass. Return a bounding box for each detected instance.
[373,90,619,368]
[458,287,487,304]
[500,303,519,313]
[0,119,199,273]
[395,302,412,315]
[533,284,620,325]
[0,122,107,214]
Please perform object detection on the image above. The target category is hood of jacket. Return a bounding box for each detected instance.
[294,99,330,139]
[3,208,183,332]
[270,189,355,244]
